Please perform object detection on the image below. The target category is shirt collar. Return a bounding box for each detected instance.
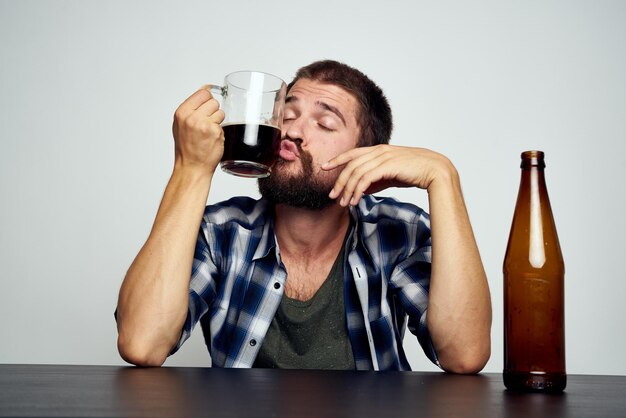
[252,214,277,261]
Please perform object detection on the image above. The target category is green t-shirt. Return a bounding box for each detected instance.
[253,243,355,370]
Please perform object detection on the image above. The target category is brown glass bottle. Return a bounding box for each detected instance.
[503,150,566,393]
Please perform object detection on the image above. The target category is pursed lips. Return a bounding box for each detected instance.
[278,140,300,161]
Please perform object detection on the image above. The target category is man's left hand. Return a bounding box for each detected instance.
[322,145,455,207]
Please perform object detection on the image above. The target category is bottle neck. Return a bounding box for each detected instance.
[520,150,547,191]
[520,163,546,186]
[520,150,546,170]
[515,152,552,269]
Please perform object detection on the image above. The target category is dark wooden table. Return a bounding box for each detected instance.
[1,364,624,417]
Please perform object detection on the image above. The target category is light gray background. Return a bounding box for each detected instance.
[1,0,624,374]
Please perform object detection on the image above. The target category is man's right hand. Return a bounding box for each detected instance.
[172,87,225,174]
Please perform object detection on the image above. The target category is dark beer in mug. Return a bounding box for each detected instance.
[221,123,281,178]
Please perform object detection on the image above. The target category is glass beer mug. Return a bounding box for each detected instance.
[210,71,287,178]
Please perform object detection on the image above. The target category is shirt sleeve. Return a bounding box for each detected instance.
[169,222,217,355]
[389,234,441,368]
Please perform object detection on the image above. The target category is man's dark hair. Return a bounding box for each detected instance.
[287,60,393,147]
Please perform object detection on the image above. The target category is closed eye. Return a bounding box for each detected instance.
[318,116,338,132]
[283,108,297,121]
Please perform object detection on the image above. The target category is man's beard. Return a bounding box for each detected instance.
[258,142,336,210]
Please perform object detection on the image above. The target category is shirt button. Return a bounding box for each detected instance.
[274,282,281,289]
[249,339,257,347]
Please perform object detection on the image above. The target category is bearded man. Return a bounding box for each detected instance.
[115,60,492,372]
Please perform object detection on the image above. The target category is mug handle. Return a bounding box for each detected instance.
[209,85,226,97]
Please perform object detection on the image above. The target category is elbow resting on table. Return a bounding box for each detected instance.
[439,344,491,375]
[117,334,169,367]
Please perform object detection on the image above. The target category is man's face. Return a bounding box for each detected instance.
[258,78,361,209]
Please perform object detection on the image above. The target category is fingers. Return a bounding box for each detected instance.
[192,97,224,123]
[328,145,392,207]
[175,87,218,120]
[173,87,223,134]
[336,162,384,206]
[322,147,372,171]
[171,87,226,171]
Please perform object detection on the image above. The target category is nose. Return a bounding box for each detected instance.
[283,117,305,145]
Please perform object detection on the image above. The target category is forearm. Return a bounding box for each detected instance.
[426,164,492,374]
[321,145,492,371]
[116,166,213,366]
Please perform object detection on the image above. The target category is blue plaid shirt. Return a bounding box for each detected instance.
[172,195,440,371]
